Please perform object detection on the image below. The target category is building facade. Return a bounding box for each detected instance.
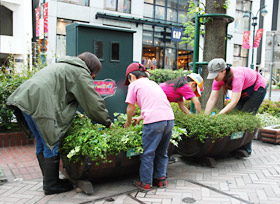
[0,0,33,70]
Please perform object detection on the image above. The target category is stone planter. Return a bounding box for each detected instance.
[259,125,280,144]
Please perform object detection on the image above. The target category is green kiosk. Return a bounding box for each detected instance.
[66,23,135,118]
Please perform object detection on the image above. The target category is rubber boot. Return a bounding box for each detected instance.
[36,152,46,190]
[44,156,74,195]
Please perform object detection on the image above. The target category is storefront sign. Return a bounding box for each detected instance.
[171,27,182,42]
[94,79,115,96]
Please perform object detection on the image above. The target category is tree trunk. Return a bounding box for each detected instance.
[200,0,227,110]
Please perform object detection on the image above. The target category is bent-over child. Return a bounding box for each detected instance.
[123,63,174,191]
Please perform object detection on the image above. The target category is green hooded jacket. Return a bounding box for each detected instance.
[7,56,112,149]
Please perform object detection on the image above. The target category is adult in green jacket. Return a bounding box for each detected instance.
[7,52,112,195]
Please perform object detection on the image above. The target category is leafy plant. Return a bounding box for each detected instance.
[173,109,260,143]
[60,112,186,164]
[149,69,191,84]
[258,100,280,118]
[256,113,280,128]
[0,52,45,132]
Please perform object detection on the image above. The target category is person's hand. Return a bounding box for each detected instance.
[109,122,113,128]
[124,121,131,128]
[132,116,142,125]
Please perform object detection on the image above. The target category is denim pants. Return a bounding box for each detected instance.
[21,111,59,158]
[140,120,174,184]
[235,87,267,154]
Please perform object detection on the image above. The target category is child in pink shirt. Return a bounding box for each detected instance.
[124,63,174,191]
[205,58,267,157]
[160,73,204,114]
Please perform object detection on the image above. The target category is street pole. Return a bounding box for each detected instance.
[269,32,275,100]
[250,17,257,70]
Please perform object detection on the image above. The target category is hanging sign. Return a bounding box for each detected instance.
[35,7,40,37]
[43,2,48,35]
[253,28,263,48]
[242,31,250,49]
[171,27,182,42]
[94,79,115,96]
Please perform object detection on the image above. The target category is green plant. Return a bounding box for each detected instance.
[258,100,280,118]
[0,53,45,131]
[256,113,280,128]
[277,82,280,89]
[60,112,186,164]
[180,0,206,47]
[173,109,260,143]
[149,69,191,84]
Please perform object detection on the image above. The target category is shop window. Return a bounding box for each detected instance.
[178,10,187,23]
[95,41,104,60]
[167,8,177,22]
[58,0,89,6]
[156,0,165,6]
[0,6,13,36]
[104,0,131,14]
[143,31,153,45]
[56,35,66,59]
[144,3,154,18]
[155,6,165,20]
[111,42,120,61]
[167,0,177,8]
[178,0,188,9]
[57,19,73,35]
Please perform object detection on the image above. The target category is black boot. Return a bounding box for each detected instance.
[44,156,74,195]
[36,152,46,190]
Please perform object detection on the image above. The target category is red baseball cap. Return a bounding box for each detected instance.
[124,63,147,85]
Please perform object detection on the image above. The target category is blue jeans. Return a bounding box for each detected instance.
[235,87,267,154]
[140,120,174,184]
[21,111,59,158]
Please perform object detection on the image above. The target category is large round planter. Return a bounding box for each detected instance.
[175,129,257,158]
[61,151,140,181]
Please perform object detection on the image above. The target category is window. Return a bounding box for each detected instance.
[167,8,177,22]
[57,0,89,6]
[104,0,131,14]
[233,44,248,67]
[235,0,251,33]
[155,6,165,20]
[111,42,120,61]
[144,3,154,18]
[57,19,73,35]
[0,6,13,36]
[95,41,104,60]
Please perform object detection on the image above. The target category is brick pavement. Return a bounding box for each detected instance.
[0,140,280,204]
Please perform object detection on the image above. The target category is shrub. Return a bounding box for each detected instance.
[0,54,44,131]
[256,113,280,128]
[173,109,260,143]
[258,100,280,118]
[149,69,192,84]
[60,113,186,164]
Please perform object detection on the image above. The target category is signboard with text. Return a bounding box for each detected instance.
[94,80,115,96]
[171,27,182,42]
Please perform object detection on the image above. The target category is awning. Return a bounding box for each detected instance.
[95,12,185,29]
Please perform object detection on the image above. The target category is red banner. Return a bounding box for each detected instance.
[43,2,48,34]
[35,7,40,37]
[253,28,263,48]
[242,31,250,49]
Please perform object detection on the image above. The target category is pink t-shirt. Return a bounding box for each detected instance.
[212,67,267,93]
[125,78,174,124]
[160,83,196,102]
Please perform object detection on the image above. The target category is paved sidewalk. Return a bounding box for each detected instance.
[0,140,280,204]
